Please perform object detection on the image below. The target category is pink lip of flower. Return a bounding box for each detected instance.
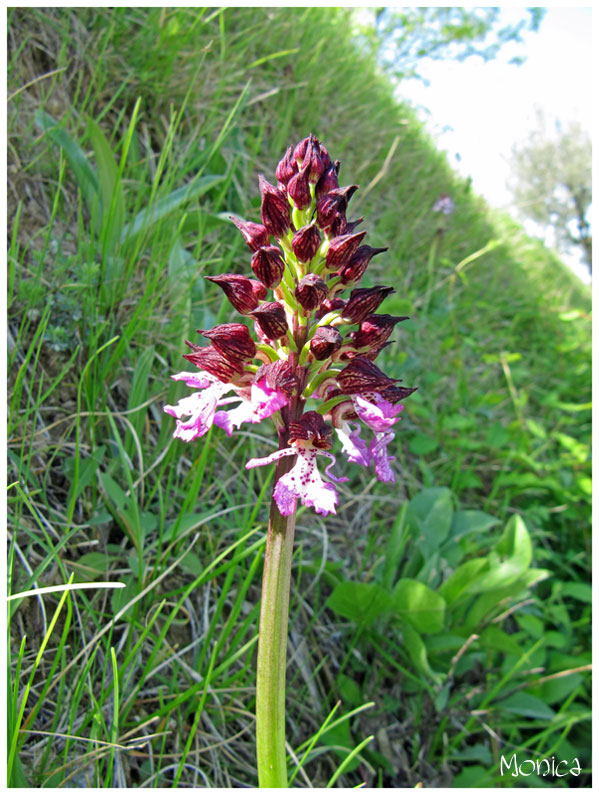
[245,443,349,517]
[334,420,371,467]
[352,393,404,433]
[369,431,396,483]
[164,371,289,441]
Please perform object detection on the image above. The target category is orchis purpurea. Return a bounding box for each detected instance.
[164,135,416,787]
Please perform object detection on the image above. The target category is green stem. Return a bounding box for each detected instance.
[256,453,297,788]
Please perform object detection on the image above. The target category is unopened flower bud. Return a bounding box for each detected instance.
[295,274,328,312]
[287,164,311,210]
[310,326,343,360]
[351,314,409,349]
[230,216,270,251]
[303,137,325,183]
[200,323,256,362]
[259,175,291,239]
[339,245,388,284]
[183,344,244,381]
[344,217,364,235]
[342,285,395,324]
[337,356,398,394]
[316,160,340,198]
[206,274,267,314]
[326,231,367,271]
[314,297,346,321]
[275,146,296,186]
[291,223,321,262]
[251,245,285,288]
[295,135,331,172]
[250,301,288,340]
[316,185,357,230]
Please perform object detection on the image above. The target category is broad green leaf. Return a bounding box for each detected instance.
[70,552,111,582]
[88,118,126,254]
[560,581,592,603]
[392,578,446,634]
[496,692,555,720]
[34,110,98,210]
[407,487,453,550]
[99,471,128,512]
[319,721,361,773]
[473,514,532,592]
[63,445,106,502]
[120,174,225,242]
[399,619,441,683]
[464,568,550,630]
[326,581,392,626]
[532,672,585,705]
[478,625,523,656]
[451,765,495,788]
[449,744,493,765]
[438,557,489,604]
[516,612,544,639]
[336,673,362,707]
[448,510,500,542]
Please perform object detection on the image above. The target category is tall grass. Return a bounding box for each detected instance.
[7,7,590,787]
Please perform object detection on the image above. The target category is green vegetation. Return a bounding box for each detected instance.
[7,7,590,787]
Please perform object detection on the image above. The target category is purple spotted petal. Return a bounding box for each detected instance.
[275,450,339,516]
[163,379,230,442]
[247,446,345,517]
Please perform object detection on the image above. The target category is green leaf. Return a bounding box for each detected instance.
[438,557,489,604]
[319,721,361,773]
[407,487,453,551]
[87,118,126,254]
[449,510,500,542]
[451,765,495,788]
[464,569,550,629]
[326,581,392,626]
[533,672,585,705]
[120,174,225,242]
[496,692,555,720]
[336,673,362,707]
[560,581,592,603]
[478,626,523,656]
[391,578,446,633]
[379,503,409,591]
[99,472,128,512]
[70,552,111,582]
[399,620,441,683]
[34,110,99,210]
[474,514,532,592]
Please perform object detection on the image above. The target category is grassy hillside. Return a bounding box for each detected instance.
[7,7,590,788]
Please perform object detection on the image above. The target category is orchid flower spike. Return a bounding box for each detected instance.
[164,134,416,513]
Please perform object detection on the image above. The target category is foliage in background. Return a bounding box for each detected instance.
[357,7,546,81]
[508,113,592,272]
[7,6,590,788]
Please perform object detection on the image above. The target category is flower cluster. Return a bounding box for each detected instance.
[164,135,416,516]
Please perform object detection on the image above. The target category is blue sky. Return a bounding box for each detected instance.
[392,7,593,282]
